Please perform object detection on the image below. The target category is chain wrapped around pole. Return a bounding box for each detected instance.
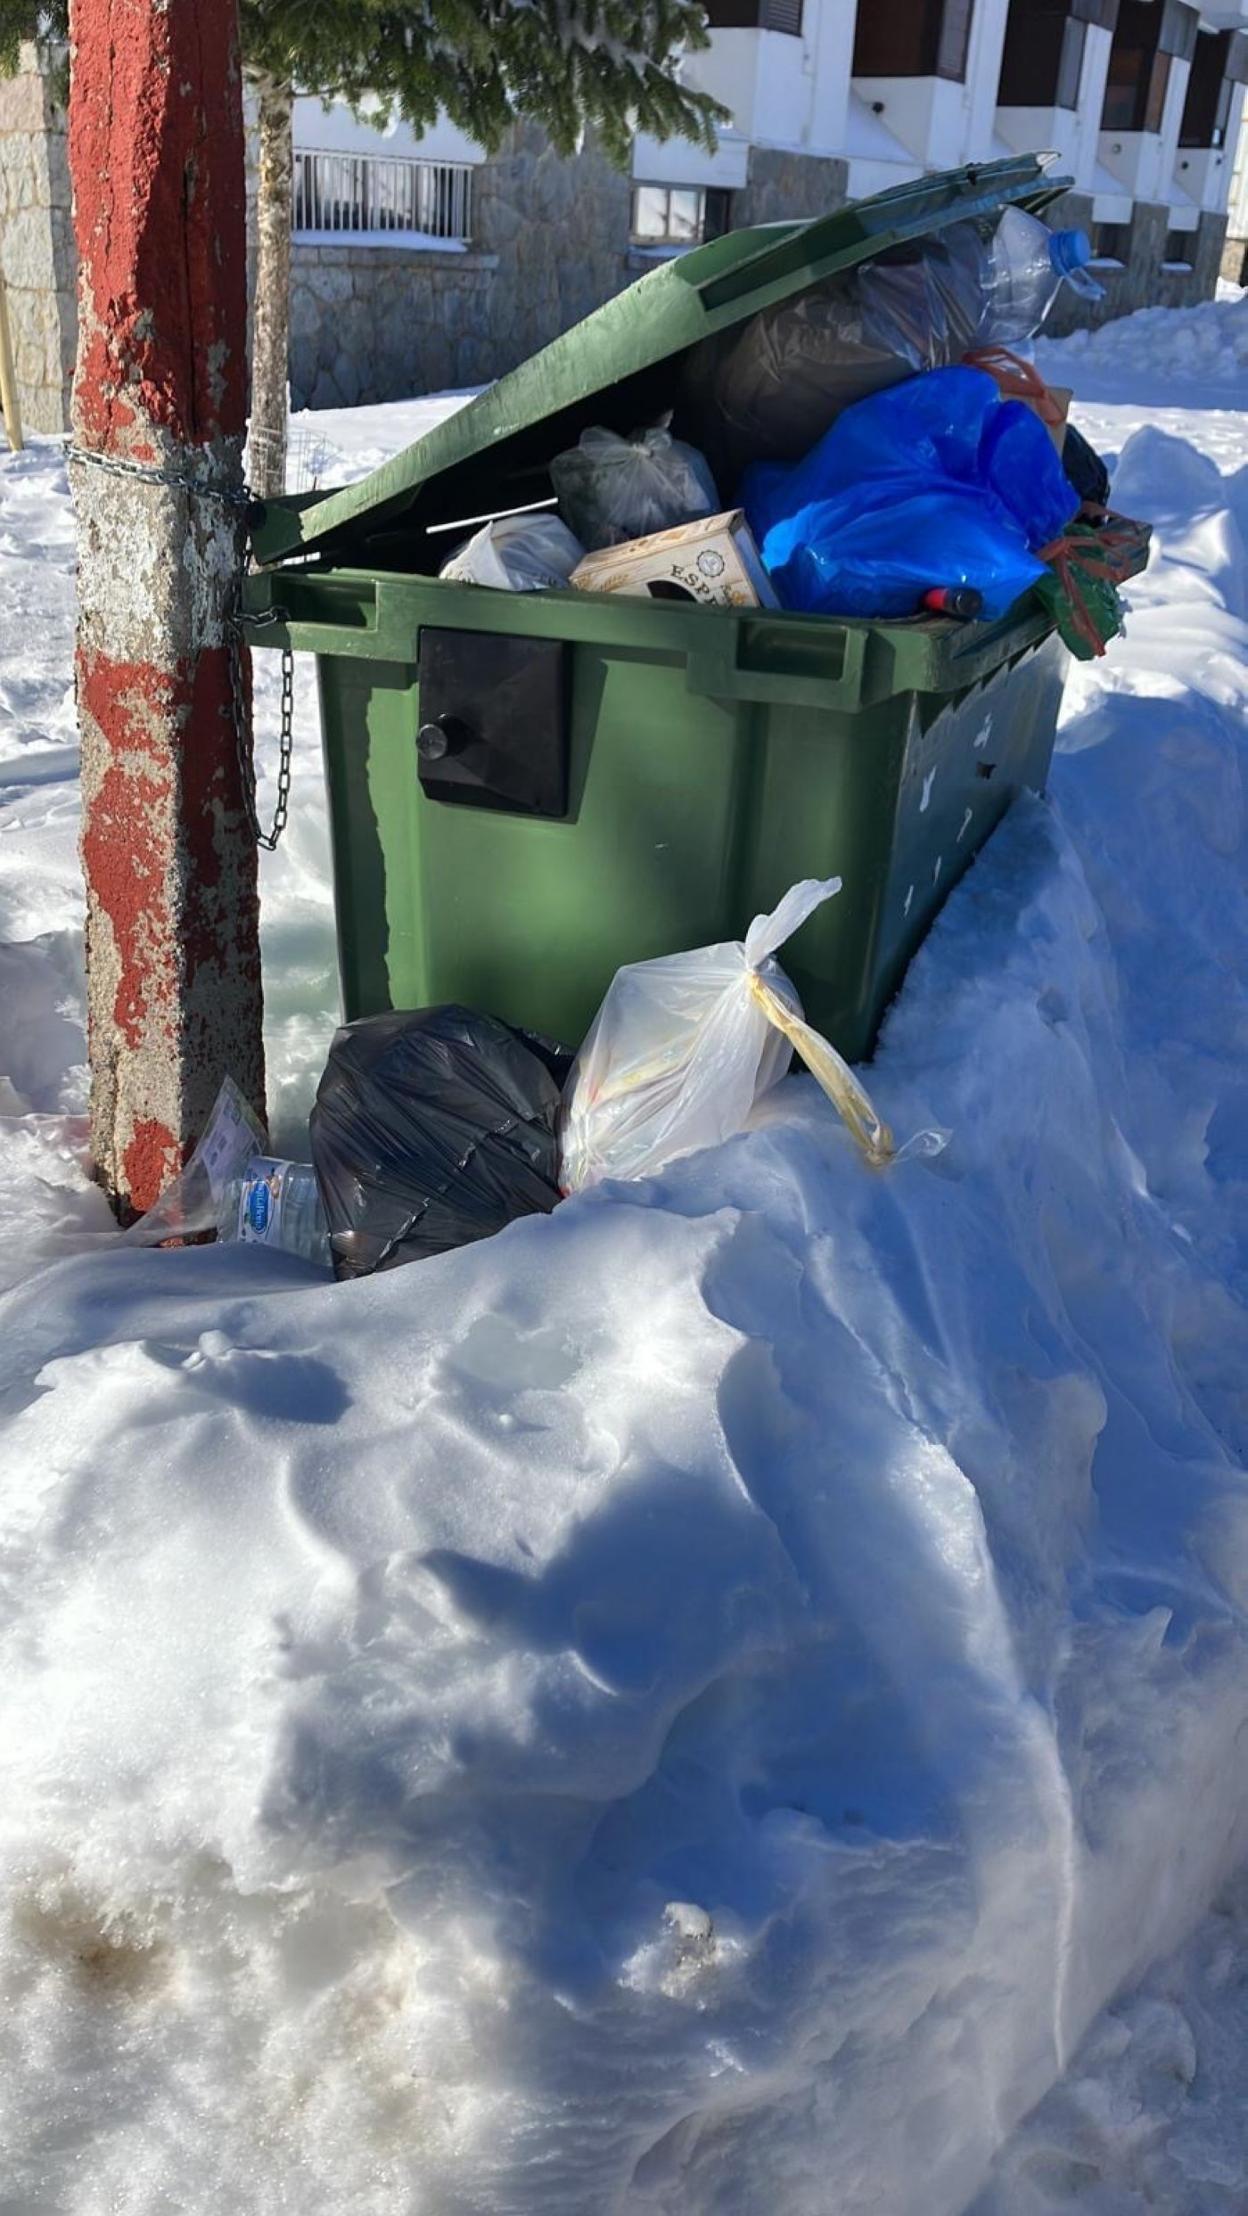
[69,444,293,854]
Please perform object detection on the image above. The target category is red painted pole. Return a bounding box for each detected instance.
[68,0,265,1220]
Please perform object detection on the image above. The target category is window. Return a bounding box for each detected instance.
[1163,226,1194,265]
[853,0,975,82]
[1091,220,1130,260]
[630,185,733,248]
[702,0,802,26]
[1101,0,1198,132]
[997,0,1088,110]
[1180,32,1230,146]
[1179,28,1248,148]
[293,150,473,241]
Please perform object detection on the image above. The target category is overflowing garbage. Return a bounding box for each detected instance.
[741,364,1079,620]
[431,199,1141,659]
[203,178,1152,1283]
[439,511,584,592]
[683,204,1100,476]
[569,507,777,607]
[550,417,719,548]
[138,876,909,1273]
[310,1007,570,1277]
[560,879,896,1191]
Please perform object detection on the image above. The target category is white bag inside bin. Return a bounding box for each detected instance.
[559,880,895,1191]
[439,511,585,593]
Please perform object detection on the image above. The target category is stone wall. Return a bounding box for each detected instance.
[290,244,500,411]
[0,46,74,437]
[734,146,848,230]
[472,123,634,378]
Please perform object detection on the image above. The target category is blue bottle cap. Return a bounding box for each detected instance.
[1048,228,1093,275]
[1048,227,1104,300]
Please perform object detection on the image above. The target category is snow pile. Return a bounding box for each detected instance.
[0,339,1247,2212]
[973,1865,1248,2214]
[1040,288,1248,389]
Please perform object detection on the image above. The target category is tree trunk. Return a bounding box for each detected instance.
[68,0,265,1219]
[249,73,293,500]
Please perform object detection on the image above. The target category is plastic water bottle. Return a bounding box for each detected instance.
[982,207,1103,346]
[217,1155,332,1267]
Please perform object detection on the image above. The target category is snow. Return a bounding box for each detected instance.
[291,229,469,252]
[1036,291,1248,410]
[0,303,1247,2212]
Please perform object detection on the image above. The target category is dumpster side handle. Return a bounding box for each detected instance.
[685,622,869,712]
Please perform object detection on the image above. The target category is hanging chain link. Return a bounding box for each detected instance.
[67,442,294,853]
[227,593,294,854]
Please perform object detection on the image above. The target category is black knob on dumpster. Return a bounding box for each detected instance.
[417,713,471,762]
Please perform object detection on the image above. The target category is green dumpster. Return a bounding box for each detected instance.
[244,156,1146,1062]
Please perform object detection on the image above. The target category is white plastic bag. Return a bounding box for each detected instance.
[440,511,585,592]
[551,417,719,550]
[559,880,895,1191]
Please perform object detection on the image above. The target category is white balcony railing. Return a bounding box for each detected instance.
[293,151,474,244]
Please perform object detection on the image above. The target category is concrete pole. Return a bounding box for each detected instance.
[68,0,265,1219]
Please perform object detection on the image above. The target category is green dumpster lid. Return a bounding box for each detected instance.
[252,154,1069,567]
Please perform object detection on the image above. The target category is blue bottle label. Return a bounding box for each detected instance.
[246,1180,272,1235]
[238,1159,285,1246]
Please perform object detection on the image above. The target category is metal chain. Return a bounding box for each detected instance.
[66,443,294,853]
[269,635,296,852]
[227,594,293,853]
[65,443,255,507]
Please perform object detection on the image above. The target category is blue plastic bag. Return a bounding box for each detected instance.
[743,367,1079,621]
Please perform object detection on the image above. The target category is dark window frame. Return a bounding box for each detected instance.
[1179,28,1240,148]
[1162,225,1195,265]
[1101,0,1199,132]
[701,0,803,27]
[853,0,976,82]
[997,0,1089,111]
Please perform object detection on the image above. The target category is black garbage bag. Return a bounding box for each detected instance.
[1061,422,1112,510]
[310,1006,572,1278]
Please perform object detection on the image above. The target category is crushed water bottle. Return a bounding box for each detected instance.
[981,206,1103,347]
[217,1156,332,1267]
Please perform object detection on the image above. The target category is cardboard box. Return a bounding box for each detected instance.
[571,508,778,609]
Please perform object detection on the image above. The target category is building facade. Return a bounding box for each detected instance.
[2,0,1247,433]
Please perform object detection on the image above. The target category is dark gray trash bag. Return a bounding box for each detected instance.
[309,1006,572,1278]
[682,218,990,486]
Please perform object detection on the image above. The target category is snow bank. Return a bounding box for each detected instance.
[1037,289,1248,396]
[972,1863,1248,2214]
[0,344,1247,2213]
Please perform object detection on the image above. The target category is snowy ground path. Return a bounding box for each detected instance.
[0,302,1246,2212]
